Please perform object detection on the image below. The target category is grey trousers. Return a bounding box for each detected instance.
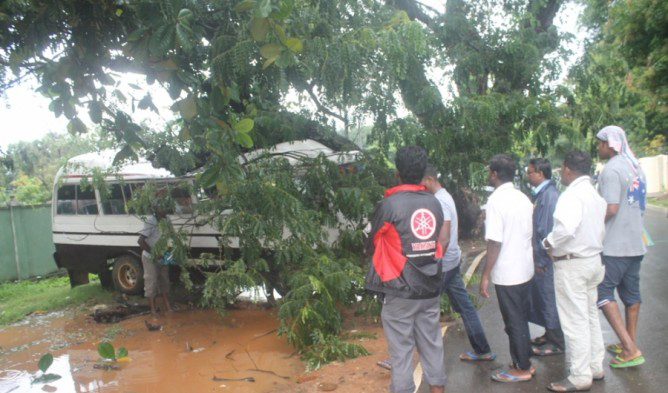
[382,295,446,393]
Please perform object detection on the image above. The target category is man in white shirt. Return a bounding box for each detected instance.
[480,154,535,383]
[542,151,607,392]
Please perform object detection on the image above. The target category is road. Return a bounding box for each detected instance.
[418,206,667,392]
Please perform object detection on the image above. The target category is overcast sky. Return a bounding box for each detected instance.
[0,0,584,151]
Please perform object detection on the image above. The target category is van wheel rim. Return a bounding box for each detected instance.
[118,265,137,289]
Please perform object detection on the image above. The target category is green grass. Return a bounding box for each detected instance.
[648,196,668,208]
[0,274,113,325]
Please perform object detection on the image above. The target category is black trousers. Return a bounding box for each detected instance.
[496,281,533,370]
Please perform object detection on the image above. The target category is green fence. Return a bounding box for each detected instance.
[0,204,58,282]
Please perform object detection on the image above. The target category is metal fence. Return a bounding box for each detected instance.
[0,204,58,282]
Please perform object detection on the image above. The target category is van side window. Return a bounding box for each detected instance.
[171,184,193,214]
[101,184,131,215]
[76,186,98,215]
[56,185,76,215]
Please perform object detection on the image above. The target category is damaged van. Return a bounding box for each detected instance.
[51,140,360,295]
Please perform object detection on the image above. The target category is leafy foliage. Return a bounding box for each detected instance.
[4,0,665,369]
[32,353,61,384]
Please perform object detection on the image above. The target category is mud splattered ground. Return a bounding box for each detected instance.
[0,304,394,393]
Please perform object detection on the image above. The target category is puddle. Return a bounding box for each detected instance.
[0,309,303,393]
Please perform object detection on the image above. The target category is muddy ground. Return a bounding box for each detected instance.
[0,241,484,393]
[0,303,394,393]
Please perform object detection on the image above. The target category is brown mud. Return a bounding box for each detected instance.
[0,306,393,393]
[0,308,305,393]
[0,241,483,393]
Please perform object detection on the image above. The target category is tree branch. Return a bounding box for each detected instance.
[305,82,347,125]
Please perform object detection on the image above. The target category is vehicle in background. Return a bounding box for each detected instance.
[51,140,360,295]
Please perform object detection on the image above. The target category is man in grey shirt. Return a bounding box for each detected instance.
[422,164,495,362]
[596,125,646,368]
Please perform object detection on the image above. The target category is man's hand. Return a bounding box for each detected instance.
[479,275,490,298]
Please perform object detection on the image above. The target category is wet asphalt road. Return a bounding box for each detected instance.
[417,206,668,393]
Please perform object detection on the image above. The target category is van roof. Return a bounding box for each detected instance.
[56,150,174,183]
[56,140,359,184]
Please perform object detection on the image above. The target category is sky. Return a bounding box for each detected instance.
[0,0,586,151]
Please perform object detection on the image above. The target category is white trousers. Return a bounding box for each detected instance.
[554,255,606,387]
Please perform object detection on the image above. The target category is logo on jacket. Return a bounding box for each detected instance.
[410,208,437,240]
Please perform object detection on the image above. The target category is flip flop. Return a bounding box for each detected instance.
[459,351,497,361]
[547,378,591,392]
[532,343,565,356]
[376,359,392,370]
[491,370,532,383]
[606,343,622,355]
[508,363,536,375]
[610,354,645,368]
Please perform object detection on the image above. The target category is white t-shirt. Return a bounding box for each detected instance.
[484,182,534,285]
[139,216,161,260]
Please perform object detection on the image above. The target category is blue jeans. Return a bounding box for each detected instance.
[441,264,491,355]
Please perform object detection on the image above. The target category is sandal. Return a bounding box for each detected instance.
[610,354,645,369]
[508,363,536,375]
[532,343,565,356]
[606,343,622,355]
[459,351,497,361]
[491,370,532,383]
[376,359,392,370]
[547,378,591,392]
[532,335,548,346]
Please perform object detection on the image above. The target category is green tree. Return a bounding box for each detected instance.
[572,0,668,154]
[11,173,51,205]
[0,0,577,363]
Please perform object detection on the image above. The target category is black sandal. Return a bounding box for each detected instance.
[532,343,564,356]
[531,335,548,346]
[547,378,591,392]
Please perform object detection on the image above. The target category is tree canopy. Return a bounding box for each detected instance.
[1,0,665,366]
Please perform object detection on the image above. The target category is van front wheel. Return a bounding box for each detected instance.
[112,255,144,296]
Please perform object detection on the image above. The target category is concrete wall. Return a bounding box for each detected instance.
[640,154,668,196]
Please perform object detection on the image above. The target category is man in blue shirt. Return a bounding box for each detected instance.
[526,158,564,355]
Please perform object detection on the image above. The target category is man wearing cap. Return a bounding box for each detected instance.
[596,125,646,368]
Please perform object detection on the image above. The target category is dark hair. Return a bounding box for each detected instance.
[489,153,516,182]
[395,146,427,185]
[529,158,552,179]
[563,150,592,175]
[424,163,439,180]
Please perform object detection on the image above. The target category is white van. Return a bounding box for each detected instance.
[51,140,360,294]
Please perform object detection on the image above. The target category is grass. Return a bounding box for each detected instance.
[648,196,668,208]
[0,274,113,325]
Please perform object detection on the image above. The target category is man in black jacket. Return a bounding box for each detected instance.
[526,158,564,355]
[365,146,447,393]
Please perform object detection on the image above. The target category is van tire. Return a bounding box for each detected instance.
[112,255,144,295]
[67,269,90,288]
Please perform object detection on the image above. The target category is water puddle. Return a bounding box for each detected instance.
[0,309,303,393]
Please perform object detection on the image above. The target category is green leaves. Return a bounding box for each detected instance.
[250,17,270,41]
[234,0,255,13]
[177,96,198,120]
[98,342,115,360]
[38,353,53,373]
[285,37,303,53]
[116,347,129,358]
[67,117,87,135]
[96,342,129,361]
[233,118,254,133]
